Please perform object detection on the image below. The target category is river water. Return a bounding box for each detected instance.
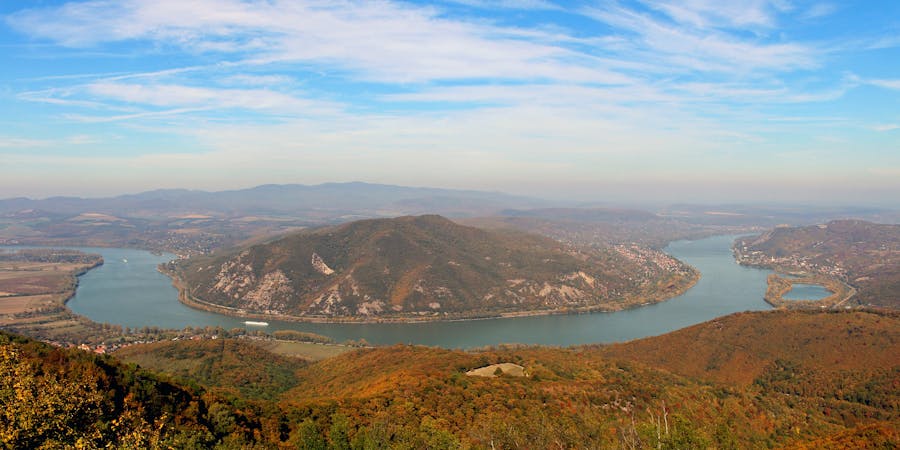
[12,234,774,348]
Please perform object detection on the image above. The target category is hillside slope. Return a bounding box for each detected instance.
[0,331,217,448]
[5,310,897,448]
[279,310,897,448]
[115,338,307,400]
[174,215,696,320]
[595,309,899,385]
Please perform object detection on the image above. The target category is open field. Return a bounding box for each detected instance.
[0,262,87,293]
[0,294,62,315]
[0,256,97,315]
[259,340,353,361]
[0,250,108,345]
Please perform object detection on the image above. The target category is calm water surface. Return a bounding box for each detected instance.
[14,234,773,348]
[783,283,832,301]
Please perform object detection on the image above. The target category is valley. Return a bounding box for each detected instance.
[4,1,900,447]
[1,186,898,449]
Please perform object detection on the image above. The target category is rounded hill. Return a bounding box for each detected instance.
[173,215,696,321]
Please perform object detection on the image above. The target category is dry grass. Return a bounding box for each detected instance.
[0,294,62,314]
[0,257,102,343]
[260,340,352,361]
[0,263,81,295]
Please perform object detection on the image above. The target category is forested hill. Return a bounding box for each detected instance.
[0,331,217,448]
[2,310,898,448]
[595,309,899,384]
[176,215,696,320]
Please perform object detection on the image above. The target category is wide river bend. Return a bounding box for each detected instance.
[22,234,774,348]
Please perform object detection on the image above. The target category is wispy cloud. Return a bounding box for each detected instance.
[802,3,838,20]
[6,0,621,84]
[220,74,295,86]
[86,82,338,114]
[872,124,900,132]
[868,78,900,91]
[2,0,898,203]
[442,0,560,10]
[0,137,52,148]
[581,4,817,74]
[63,108,212,123]
[0,135,99,149]
[639,0,791,29]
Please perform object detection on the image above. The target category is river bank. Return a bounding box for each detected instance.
[0,250,107,347]
[61,235,773,347]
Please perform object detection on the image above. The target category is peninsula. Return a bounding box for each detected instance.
[167,215,699,322]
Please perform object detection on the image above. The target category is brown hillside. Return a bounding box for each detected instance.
[7,310,897,448]
[277,310,898,448]
[175,215,697,320]
[594,309,899,385]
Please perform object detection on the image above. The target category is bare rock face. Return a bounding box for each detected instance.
[213,252,256,299]
[210,251,295,313]
[311,253,334,275]
[242,270,294,313]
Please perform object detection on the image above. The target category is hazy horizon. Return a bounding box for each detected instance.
[1,1,898,206]
[3,180,899,211]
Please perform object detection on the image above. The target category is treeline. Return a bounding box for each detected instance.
[0,249,103,265]
[272,329,335,344]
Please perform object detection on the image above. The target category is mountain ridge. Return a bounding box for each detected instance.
[172,215,698,321]
[0,182,548,218]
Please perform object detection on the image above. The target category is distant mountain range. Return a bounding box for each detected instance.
[173,215,697,320]
[0,182,548,219]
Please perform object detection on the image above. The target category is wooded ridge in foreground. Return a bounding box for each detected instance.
[2,309,897,448]
[173,215,697,321]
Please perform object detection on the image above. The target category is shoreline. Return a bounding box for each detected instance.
[762,272,856,309]
[731,238,857,310]
[62,259,105,306]
[161,265,701,325]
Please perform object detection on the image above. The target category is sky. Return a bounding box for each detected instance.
[0,0,898,206]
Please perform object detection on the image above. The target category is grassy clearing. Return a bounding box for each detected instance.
[260,340,352,361]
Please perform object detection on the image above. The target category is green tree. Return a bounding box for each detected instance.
[328,413,351,450]
[291,419,326,450]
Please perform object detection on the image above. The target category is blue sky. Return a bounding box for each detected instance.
[0,0,898,205]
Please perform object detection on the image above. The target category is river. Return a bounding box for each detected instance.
[14,234,774,348]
